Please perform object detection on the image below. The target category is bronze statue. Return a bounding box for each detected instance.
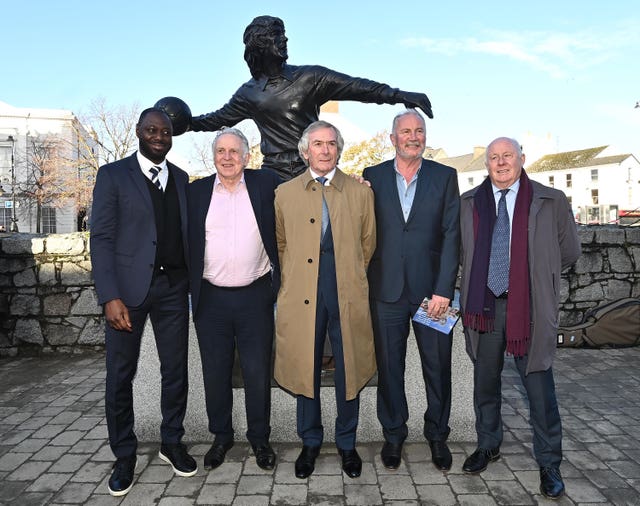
[190,15,433,180]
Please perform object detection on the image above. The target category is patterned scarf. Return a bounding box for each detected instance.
[463,170,533,357]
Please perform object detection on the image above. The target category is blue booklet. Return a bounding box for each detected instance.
[412,297,460,334]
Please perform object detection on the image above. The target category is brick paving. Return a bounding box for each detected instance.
[1,347,639,505]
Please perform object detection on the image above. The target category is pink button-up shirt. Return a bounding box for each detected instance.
[203,176,271,287]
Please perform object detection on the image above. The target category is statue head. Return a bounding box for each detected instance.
[243,15,288,79]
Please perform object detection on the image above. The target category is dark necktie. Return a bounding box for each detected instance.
[487,189,510,296]
[316,177,329,239]
[149,166,162,190]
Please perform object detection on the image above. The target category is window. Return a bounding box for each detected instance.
[591,169,598,182]
[567,196,572,207]
[548,175,554,187]
[42,207,57,233]
[0,207,10,231]
[591,189,599,205]
[467,177,473,186]
[566,174,572,188]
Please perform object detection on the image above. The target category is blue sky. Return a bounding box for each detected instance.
[2,0,639,165]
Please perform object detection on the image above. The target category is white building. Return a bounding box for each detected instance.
[527,146,640,225]
[443,144,640,225]
[0,101,94,233]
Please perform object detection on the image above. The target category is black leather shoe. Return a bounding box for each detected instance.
[108,456,136,497]
[462,447,500,474]
[540,466,565,499]
[380,441,403,470]
[204,440,234,470]
[294,445,320,479]
[338,448,362,478]
[429,440,452,471]
[159,443,197,477]
[252,444,276,470]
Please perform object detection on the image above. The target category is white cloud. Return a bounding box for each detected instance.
[400,24,638,79]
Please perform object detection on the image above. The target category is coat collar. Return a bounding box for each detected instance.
[301,167,347,191]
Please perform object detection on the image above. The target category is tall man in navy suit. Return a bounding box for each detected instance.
[90,108,197,497]
[363,109,460,472]
[187,128,281,472]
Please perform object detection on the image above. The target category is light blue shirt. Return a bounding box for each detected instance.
[394,161,420,222]
[491,179,520,242]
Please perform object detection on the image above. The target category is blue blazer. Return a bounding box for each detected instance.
[90,153,190,307]
[187,168,281,318]
[363,158,460,304]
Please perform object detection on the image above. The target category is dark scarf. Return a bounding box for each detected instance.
[463,170,533,357]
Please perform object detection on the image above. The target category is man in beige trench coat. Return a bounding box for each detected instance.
[274,120,376,480]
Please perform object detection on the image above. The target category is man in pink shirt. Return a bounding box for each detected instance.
[187,128,281,471]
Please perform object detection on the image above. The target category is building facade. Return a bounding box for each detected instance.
[0,101,94,234]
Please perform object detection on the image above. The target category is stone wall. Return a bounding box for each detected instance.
[1,226,639,356]
[0,232,103,356]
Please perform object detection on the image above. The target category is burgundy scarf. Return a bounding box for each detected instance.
[463,170,533,357]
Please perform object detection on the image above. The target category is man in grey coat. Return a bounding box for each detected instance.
[459,137,580,499]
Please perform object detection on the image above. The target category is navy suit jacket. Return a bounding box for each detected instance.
[90,153,190,307]
[187,168,281,318]
[363,158,460,305]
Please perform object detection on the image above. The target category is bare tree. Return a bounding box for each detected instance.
[18,135,68,233]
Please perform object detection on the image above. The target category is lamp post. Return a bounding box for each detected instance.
[6,135,18,232]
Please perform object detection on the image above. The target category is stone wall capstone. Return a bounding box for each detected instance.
[1,225,639,356]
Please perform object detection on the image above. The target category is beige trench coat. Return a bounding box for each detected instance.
[274,168,376,400]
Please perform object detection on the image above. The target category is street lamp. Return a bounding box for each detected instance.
[5,135,18,232]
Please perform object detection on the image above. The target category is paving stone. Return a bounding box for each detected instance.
[230,496,269,506]
[52,481,96,504]
[49,453,90,473]
[601,487,640,505]
[11,438,49,453]
[120,483,166,505]
[68,439,104,454]
[69,461,113,483]
[564,477,608,503]
[0,479,29,501]
[270,483,308,505]
[0,451,31,471]
[31,445,70,461]
[406,461,448,485]
[10,491,55,505]
[308,474,344,495]
[448,474,490,495]
[342,483,383,505]
[30,424,66,439]
[606,459,640,480]
[158,498,196,506]
[6,460,52,481]
[204,461,243,483]
[50,430,85,446]
[49,410,82,425]
[196,483,236,505]
[585,469,630,489]
[138,463,176,483]
[486,479,534,505]
[164,475,206,497]
[378,474,418,500]
[26,472,72,492]
[0,429,33,445]
[236,474,273,495]
[457,494,498,506]
[415,484,456,505]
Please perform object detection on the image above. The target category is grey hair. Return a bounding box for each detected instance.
[298,120,344,166]
[485,137,523,163]
[391,109,426,135]
[213,127,250,157]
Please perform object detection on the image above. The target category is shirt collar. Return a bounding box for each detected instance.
[491,178,520,196]
[309,167,336,184]
[136,151,168,173]
[256,64,295,91]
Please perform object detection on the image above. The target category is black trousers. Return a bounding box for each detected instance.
[105,273,189,459]
[473,297,562,467]
[194,274,273,447]
[371,293,452,445]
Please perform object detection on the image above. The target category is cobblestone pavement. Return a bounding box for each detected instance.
[1,347,639,505]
